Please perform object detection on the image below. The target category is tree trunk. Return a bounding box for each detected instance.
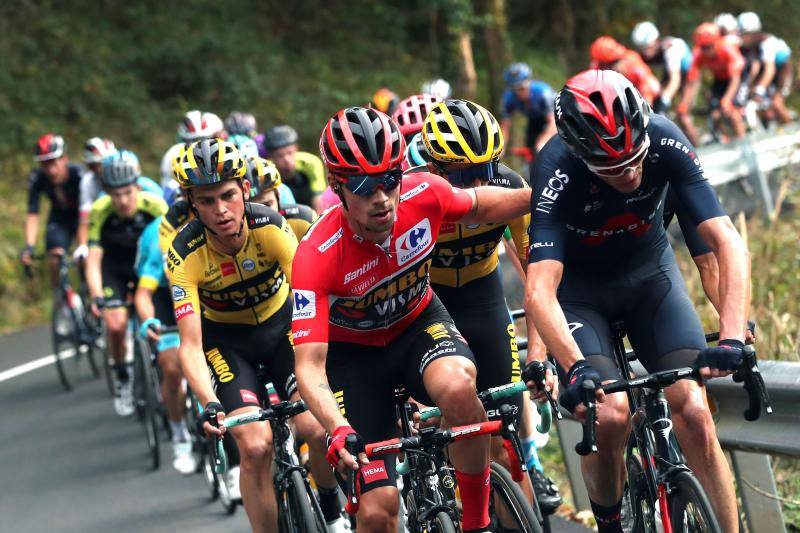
[479,0,513,111]
[456,30,478,100]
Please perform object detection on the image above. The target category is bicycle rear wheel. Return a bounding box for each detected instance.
[624,449,658,533]
[668,471,722,533]
[283,469,326,533]
[489,462,543,533]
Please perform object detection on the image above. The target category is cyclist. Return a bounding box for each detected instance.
[86,150,168,416]
[630,22,693,115]
[420,99,562,513]
[292,106,532,532]
[245,156,316,240]
[369,87,400,115]
[524,69,749,533]
[159,110,225,191]
[738,11,793,124]
[167,139,345,533]
[134,215,196,474]
[715,12,741,46]
[392,93,442,144]
[259,125,326,213]
[21,134,90,289]
[499,62,557,168]
[74,137,117,262]
[589,37,661,105]
[679,23,747,145]
[421,78,453,100]
[225,111,258,138]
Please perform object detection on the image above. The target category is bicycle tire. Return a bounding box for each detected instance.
[489,462,543,533]
[134,339,160,469]
[668,470,722,533]
[432,511,457,533]
[624,450,657,533]
[52,297,80,391]
[285,469,326,533]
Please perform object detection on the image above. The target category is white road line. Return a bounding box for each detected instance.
[0,349,75,383]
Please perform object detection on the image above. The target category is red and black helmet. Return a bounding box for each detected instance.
[555,69,651,164]
[392,93,443,140]
[319,107,406,175]
[34,133,66,161]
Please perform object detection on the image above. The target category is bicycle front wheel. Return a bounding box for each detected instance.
[668,471,722,533]
[283,469,326,533]
[52,299,85,391]
[431,511,457,533]
[134,339,160,470]
[489,462,543,533]
[624,450,658,533]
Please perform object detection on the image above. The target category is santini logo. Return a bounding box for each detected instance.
[344,257,379,284]
[395,219,432,266]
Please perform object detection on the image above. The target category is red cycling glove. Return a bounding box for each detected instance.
[326,425,357,468]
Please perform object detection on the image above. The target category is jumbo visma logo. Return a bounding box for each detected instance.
[396,218,432,266]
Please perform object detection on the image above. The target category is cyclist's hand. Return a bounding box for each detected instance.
[745,321,756,345]
[200,401,226,438]
[326,425,366,475]
[91,297,105,318]
[72,244,89,262]
[720,98,734,113]
[676,101,690,115]
[523,360,559,403]
[558,360,604,419]
[139,318,162,343]
[695,339,744,379]
[19,246,34,267]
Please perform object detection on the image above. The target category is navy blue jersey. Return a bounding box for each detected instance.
[501,81,555,122]
[663,187,712,258]
[27,163,87,219]
[528,114,724,274]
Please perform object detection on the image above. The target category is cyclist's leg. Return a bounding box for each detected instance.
[625,247,737,531]
[405,297,491,531]
[101,260,131,374]
[771,63,793,123]
[44,217,75,289]
[326,341,400,531]
[208,343,277,533]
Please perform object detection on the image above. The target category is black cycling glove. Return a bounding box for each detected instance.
[695,339,744,372]
[559,360,601,414]
[199,401,225,435]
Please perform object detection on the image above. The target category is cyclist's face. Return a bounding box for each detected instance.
[88,162,103,176]
[640,43,658,60]
[191,180,250,236]
[254,189,279,210]
[269,144,298,177]
[513,81,530,100]
[341,183,399,241]
[108,184,139,217]
[596,162,644,193]
[41,156,68,182]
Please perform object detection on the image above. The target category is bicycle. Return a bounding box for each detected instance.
[207,396,327,531]
[573,322,772,533]
[43,254,101,391]
[347,400,536,533]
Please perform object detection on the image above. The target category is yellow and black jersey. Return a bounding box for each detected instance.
[166,202,298,326]
[429,164,529,288]
[88,191,167,259]
[279,203,316,241]
[158,199,194,254]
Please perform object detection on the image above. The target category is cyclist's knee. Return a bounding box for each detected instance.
[671,390,716,445]
[427,364,482,423]
[595,393,629,443]
[357,488,399,532]
[158,353,182,387]
[235,425,274,470]
[104,313,127,337]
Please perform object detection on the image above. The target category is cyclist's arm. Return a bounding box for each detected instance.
[134,221,163,322]
[177,311,218,406]
[524,259,583,369]
[502,236,526,282]
[134,285,156,322]
[696,217,750,342]
[86,246,104,300]
[692,252,721,313]
[500,118,513,149]
[755,60,776,93]
[662,66,683,103]
[721,73,742,106]
[457,186,531,225]
[269,218,299,284]
[24,213,39,250]
[295,342,347,433]
[507,212,530,282]
[535,115,557,152]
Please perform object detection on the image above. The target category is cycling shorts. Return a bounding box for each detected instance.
[326,296,475,495]
[101,258,136,309]
[152,285,179,352]
[710,79,746,109]
[202,296,296,414]
[434,272,523,420]
[556,246,706,382]
[45,216,78,251]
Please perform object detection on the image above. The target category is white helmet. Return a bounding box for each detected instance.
[631,22,660,49]
[738,12,762,34]
[177,110,224,141]
[421,78,452,100]
[83,137,117,164]
[714,13,738,34]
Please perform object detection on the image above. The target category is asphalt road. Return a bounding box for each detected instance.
[0,324,589,533]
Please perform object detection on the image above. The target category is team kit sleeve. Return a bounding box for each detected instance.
[136,219,165,291]
[270,217,300,285]
[87,197,110,248]
[165,243,201,322]
[527,147,568,264]
[78,172,97,218]
[507,211,531,263]
[290,241,331,345]
[27,171,42,214]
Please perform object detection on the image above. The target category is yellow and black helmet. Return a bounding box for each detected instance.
[173,138,247,190]
[422,99,504,164]
[245,156,282,198]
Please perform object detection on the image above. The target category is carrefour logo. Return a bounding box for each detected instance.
[395,218,432,266]
[292,290,316,320]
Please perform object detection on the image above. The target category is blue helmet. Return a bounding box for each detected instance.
[228,134,259,158]
[101,150,140,188]
[405,132,432,168]
[504,62,532,86]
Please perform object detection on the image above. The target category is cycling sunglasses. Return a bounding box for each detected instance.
[584,137,650,179]
[335,168,403,196]
[436,160,498,187]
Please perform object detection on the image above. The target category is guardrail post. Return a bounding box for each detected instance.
[555,417,591,511]
[740,136,774,219]
[729,450,786,533]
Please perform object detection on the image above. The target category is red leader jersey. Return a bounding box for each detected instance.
[291,172,474,347]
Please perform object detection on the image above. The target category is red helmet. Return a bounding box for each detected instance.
[694,23,721,47]
[34,133,66,161]
[320,107,406,175]
[590,36,626,64]
[555,69,651,164]
[392,94,443,139]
